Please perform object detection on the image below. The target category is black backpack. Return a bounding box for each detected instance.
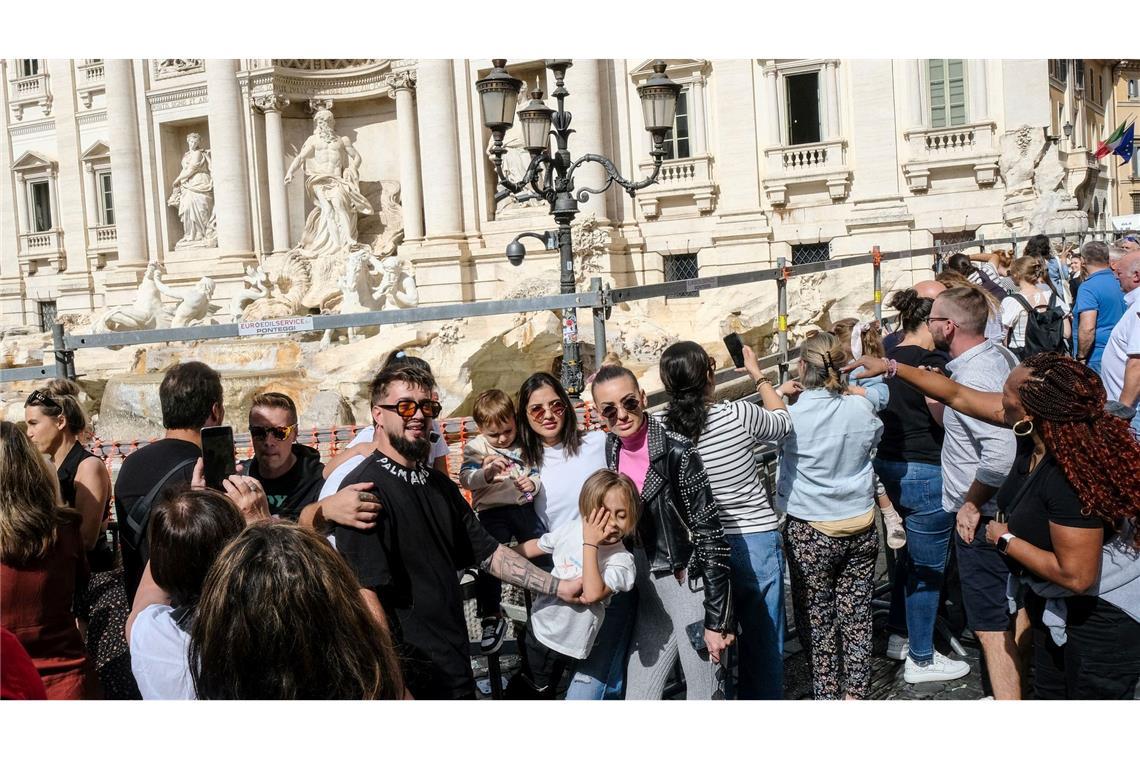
[1007,292,1069,359]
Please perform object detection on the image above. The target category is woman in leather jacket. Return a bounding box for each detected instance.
[591,365,734,700]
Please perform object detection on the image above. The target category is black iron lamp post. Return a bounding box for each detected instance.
[476,58,681,398]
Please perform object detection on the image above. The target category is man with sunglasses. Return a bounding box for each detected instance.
[238,392,325,520]
[334,364,583,699]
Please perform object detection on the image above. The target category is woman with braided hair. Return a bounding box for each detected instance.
[776,332,884,699]
[845,351,1140,698]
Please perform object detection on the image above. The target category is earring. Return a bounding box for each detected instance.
[1012,418,1034,437]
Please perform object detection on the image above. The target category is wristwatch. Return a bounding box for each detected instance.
[996,533,1015,555]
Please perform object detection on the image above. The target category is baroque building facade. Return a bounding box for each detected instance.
[0,58,1126,331]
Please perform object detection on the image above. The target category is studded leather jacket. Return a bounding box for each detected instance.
[605,414,734,633]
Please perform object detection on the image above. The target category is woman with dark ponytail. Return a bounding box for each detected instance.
[776,332,885,699]
[873,289,971,684]
[660,340,798,698]
[846,351,1140,698]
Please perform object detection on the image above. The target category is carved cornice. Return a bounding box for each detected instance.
[146,84,209,112]
[8,119,55,138]
[76,110,108,126]
[239,60,396,104]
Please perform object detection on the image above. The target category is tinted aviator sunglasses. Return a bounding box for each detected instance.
[376,399,443,419]
[599,394,641,421]
[249,424,297,441]
[527,400,566,422]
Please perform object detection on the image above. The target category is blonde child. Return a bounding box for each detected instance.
[459,389,543,653]
[832,319,906,549]
[509,469,638,696]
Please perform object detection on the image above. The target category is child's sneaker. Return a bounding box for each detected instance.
[479,616,507,655]
[883,509,907,550]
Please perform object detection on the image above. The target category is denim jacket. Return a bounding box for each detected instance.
[776,389,883,522]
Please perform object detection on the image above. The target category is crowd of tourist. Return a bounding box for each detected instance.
[2,234,1138,701]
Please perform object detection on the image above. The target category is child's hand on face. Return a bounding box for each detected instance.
[583,507,618,546]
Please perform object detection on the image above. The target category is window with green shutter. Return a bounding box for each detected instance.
[928,59,967,128]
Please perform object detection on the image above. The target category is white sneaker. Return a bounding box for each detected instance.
[885,633,909,661]
[903,652,970,684]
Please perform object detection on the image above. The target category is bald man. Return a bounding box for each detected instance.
[885,281,948,352]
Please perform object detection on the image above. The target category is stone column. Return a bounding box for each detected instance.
[386,70,424,241]
[907,59,925,128]
[968,59,988,122]
[415,59,464,239]
[252,94,290,252]
[825,61,841,139]
[205,59,253,252]
[104,58,148,267]
[565,59,608,220]
[83,165,98,229]
[764,67,781,145]
[48,173,60,229]
[689,71,707,154]
[1064,60,1076,148]
[15,177,30,233]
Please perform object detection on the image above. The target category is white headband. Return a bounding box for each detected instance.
[850,321,871,361]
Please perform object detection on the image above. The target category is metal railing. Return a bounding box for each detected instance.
[2,228,1135,389]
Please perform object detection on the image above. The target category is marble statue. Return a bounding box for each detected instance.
[154,273,220,328]
[97,262,165,332]
[168,132,217,249]
[374,255,419,310]
[229,264,272,321]
[284,108,373,258]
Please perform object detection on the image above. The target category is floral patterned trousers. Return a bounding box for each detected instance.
[784,517,878,700]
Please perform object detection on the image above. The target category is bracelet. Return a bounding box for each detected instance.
[755,376,772,389]
[885,359,898,379]
[583,543,599,550]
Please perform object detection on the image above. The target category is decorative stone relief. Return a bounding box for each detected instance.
[154,272,221,328]
[153,59,204,79]
[438,321,464,345]
[273,60,383,71]
[167,132,217,250]
[571,213,610,287]
[383,70,416,92]
[250,94,290,113]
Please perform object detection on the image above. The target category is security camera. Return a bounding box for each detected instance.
[506,240,527,266]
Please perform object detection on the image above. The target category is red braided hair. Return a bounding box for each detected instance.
[1019,353,1140,545]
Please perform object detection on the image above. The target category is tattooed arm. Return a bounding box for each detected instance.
[481,545,583,603]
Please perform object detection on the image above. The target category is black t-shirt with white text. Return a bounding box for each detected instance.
[258,462,304,515]
[334,453,499,700]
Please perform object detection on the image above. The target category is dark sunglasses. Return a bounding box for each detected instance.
[249,424,297,441]
[527,400,567,422]
[376,399,442,419]
[599,394,641,421]
[25,389,62,413]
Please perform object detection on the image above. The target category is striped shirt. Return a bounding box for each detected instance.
[685,400,792,535]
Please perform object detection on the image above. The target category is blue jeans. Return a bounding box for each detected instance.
[874,459,953,664]
[724,530,785,699]
[563,587,637,700]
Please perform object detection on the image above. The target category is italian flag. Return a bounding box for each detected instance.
[1095,120,1130,160]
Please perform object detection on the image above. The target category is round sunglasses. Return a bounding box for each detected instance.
[527,399,567,422]
[598,394,641,421]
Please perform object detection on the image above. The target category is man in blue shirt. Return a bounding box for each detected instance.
[1074,240,1126,372]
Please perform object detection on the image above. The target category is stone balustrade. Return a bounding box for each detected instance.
[92,224,117,247]
[762,139,851,205]
[18,230,65,274]
[8,73,52,120]
[902,121,1000,192]
[78,60,104,83]
[635,154,717,218]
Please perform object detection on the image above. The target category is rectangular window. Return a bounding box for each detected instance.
[786,72,821,145]
[791,242,831,266]
[1074,60,1085,91]
[1132,194,1140,215]
[1129,79,1139,100]
[664,253,699,299]
[1049,59,1068,83]
[928,59,967,128]
[662,87,691,160]
[18,59,39,77]
[30,181,52,232]
[37,301,56,333]
[97,171,115,226]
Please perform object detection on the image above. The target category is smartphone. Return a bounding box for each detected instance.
[200,425,236,491]
[723,332,745,369]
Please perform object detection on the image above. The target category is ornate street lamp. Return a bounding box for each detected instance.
[475,59,680,398]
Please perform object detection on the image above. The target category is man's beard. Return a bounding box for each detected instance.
[932,332,950,353]
[387,428,431,463]
[316,123,336,143]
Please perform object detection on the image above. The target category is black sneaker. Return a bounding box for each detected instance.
[480,616,507,655]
